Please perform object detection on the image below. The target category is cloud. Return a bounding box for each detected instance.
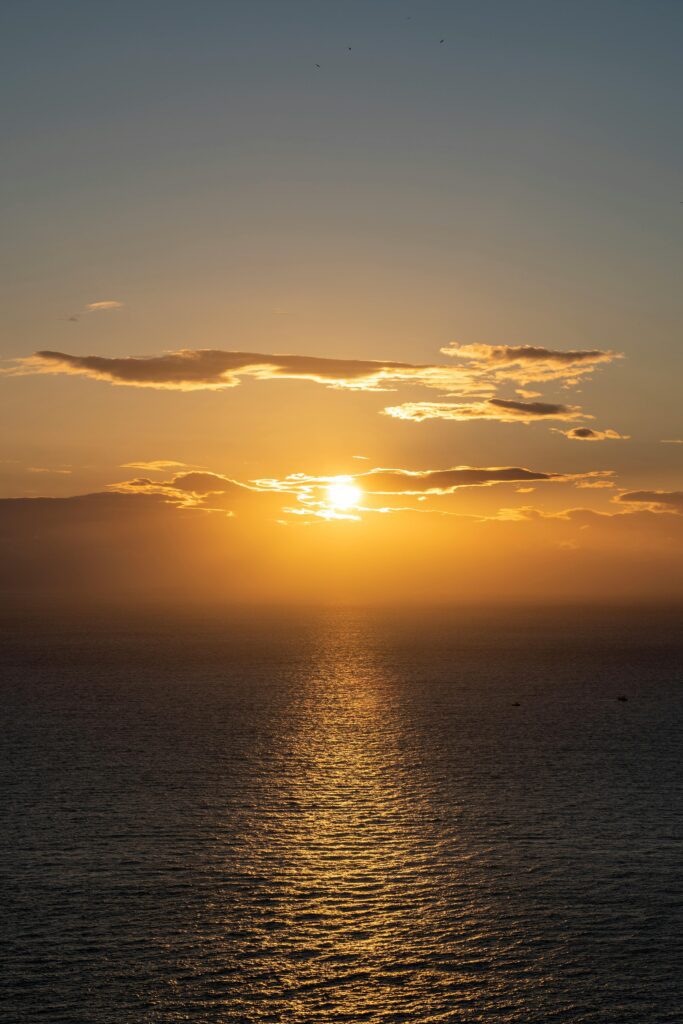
[488,504,683,527]
[64,300,124,321]
[554,427,630,441]
[0,490,241,605]
[251,465,614,521]
[0,490,191,545]
[2,486,682,608]
[661,439,683,445]
[110,470,296,520]
[111,471,243,500]
[322,465,560,494]
[617,490,683,513]
[121,460,195,472]
[2,348,470,393]
[108,476,197,501]
[254,466,562,505]
[0,490,177,516]
[85,300,123,312]
[382,398,587,423]
[441,342,621,384]
[2,341,619,404]
[107,462,610,526]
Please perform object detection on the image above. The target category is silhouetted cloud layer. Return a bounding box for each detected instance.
[2,484,681,607]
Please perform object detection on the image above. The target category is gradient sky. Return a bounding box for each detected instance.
[1,1,682,605]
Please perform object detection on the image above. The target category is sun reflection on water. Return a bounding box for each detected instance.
[224,612,481,1020]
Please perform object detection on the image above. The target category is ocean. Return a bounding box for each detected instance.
[1,607,681,1022]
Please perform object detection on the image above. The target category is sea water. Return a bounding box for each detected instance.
[1,607,681,1022]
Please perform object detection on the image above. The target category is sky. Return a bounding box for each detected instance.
[1,0,682,607]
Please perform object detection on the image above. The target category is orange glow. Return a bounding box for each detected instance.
[326,478,362,510]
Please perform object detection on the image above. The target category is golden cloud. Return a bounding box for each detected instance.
[120,460,195,472]
[441,342,621,384]
[553,427,630,441]
[2,342,620,407]
[3,349,472,393]
[106,462,612,525]
[85,300,123,312]
[382,398,588,423]
[616,490,683,513]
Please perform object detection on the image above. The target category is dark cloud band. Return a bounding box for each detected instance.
[3,341,620,397]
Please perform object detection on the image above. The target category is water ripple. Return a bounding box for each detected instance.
[1,609,681,1022]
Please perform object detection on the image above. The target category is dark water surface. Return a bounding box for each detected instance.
[1,607,681,1023]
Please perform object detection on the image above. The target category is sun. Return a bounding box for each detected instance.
[326,477,362,510]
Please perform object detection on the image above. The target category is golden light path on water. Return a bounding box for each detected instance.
[217,614,520,1021]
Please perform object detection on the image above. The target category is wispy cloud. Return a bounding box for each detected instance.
[382,398,588,423]
[106,462,611,524]
[277,465,564,495]
[62,300,124,322]
[85,300,123,312]
[121,460,195,472]
[441,342,621,385]
[109,470,292,519]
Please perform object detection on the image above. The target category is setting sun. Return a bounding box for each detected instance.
[2,5,682,1024]
[326,478,362,510]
